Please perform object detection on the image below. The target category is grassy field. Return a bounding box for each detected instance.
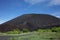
[0,27,60,40]
[0,32,60,40]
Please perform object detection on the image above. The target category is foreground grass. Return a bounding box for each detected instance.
[10,32,60,40]
[0,27,60,40]
[0,32,60,40]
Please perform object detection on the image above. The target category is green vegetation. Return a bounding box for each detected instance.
[0,27,60,34]
[5,29,29,34]
[37,27,60,32]
[6,29,21,34]
[37,29,52,32]
[0,27,60,40]
[6,32,60,40]
[22,29,29,33]
[51,27,60,32]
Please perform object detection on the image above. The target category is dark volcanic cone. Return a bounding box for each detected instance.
[0,14,60,32]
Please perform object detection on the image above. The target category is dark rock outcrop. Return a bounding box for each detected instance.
[0,14,60,32]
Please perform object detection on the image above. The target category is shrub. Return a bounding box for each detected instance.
[37,29,52,32]
[22,29,29,33]
[6,29,21,34]
[52,27,60,32]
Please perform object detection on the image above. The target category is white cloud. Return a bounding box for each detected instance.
[51,12,60,18]
[0,20,4,24]
[24,0,47,5]
[50,0,60,5]
[24,0,60,5]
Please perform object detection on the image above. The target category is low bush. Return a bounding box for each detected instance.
[22,29,29,33]
[37,27,60,32]
[6,29,21,34]
[37,29,52,32]
[51,27,60,32]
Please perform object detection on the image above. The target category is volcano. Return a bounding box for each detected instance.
[0,14,60,32]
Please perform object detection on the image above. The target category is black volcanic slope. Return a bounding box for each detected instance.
[0,14,60,32]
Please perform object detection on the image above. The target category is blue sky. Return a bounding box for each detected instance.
[0,0,60,24]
